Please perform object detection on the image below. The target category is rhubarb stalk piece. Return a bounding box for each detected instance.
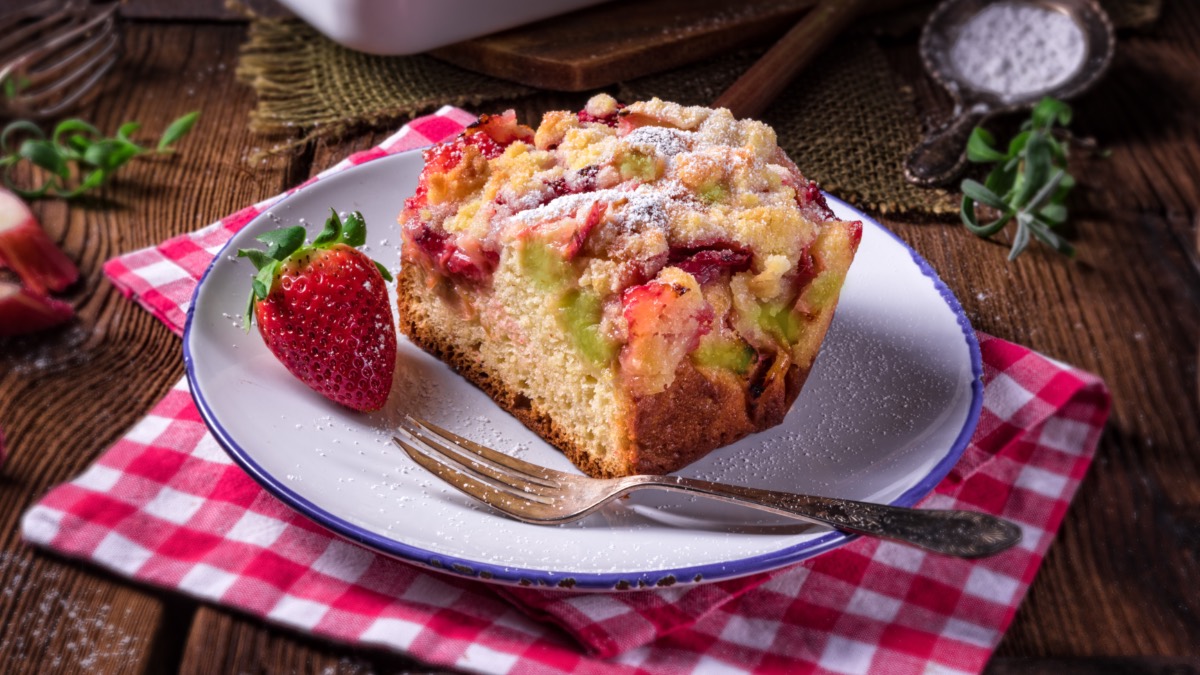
[0,188,78,295]
[0,280,73,336]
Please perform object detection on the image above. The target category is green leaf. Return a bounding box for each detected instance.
[1025,168,1066,212]
[966,128,1006,163]
[314,209,342,246]
[960,194,1012,237]
[1012,132,1052,208]
[961,179,1009,211]
[341,211,366,247]
[252,259,280,300]
[1,120,44,154]
[374,260,393,282]
[19,139,69,178]
[59,169,108,198]
[237,248,273,270]
[1037,202,1067,225]
[83,139,142,171]
[157,111,199,152]
[1007,130,1031,157]
[243,290,256,332]
[116,121,141,142]
[2,163,51,198]
[52,119,101,147]
[1009,214,1032,260]
[257,226,307,261]
[984,163,1017,201]
[1031,97,1072,129]
[1028,217,1076,257]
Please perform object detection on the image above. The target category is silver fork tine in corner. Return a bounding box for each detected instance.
[393,414,1023,558]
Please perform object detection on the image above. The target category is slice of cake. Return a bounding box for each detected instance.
[397,95,861,478]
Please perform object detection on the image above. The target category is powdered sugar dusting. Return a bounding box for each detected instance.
[950,1,1087,99]
[623,126,693,157]
[507,188,673,235]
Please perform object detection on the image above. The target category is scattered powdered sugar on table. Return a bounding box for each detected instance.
[950,1,1087,99]
[0,553,145,668]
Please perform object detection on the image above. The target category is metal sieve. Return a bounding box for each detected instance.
[904,0,1114,187]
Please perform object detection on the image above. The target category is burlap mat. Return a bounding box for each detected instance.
[237,0,1159,215]
[236,19,532,155]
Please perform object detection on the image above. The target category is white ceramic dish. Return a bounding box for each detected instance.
[274,0,611,55]
[184,150,982,590]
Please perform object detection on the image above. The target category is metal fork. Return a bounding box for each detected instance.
[393,416,1022,559]
[0,1,120,119]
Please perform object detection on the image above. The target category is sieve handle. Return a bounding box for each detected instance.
[904,106,990,187]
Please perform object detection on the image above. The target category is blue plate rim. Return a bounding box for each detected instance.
[182,151,984,591]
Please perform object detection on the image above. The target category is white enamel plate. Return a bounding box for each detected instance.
[185,150,982,590]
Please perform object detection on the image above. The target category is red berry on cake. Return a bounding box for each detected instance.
[239,210,397,412]
[397,96,862,477]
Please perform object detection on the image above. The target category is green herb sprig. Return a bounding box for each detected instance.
[0,111,199,199]
[960,98,1076,260]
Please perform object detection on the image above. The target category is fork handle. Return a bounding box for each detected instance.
[632,476,1021,558]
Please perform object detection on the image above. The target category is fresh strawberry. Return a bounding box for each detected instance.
[0,280,74,336]
[0,187,78,295]
[239,210,396,412]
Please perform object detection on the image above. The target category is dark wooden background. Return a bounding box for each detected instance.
[0,1,1197,673]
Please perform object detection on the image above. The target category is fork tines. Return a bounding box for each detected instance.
[393,416,564,510]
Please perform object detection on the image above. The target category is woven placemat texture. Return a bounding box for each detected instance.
[621,38,958,215]
[235,18,532,153]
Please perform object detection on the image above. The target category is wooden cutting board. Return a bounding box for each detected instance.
[429,0,819,92]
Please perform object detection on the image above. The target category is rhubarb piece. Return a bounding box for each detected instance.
[0,188,78,295]
[0,280,74,336]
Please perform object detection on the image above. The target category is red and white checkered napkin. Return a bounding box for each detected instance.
[22,109,1111,675]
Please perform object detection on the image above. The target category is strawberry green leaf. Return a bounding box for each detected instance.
[341,211,367,247]
[242,290,255,332]
[237,248,272,270]
[252,259,279,300]
[257,226,306,261]
[374,260,393,282]
[314,209,342,246]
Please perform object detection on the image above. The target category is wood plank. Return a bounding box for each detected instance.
[179,611,406,675]
[985,657,1200,674]
[0,22,295,674]
[430,0,818,91]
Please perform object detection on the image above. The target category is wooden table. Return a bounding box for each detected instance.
[1,3,1197,673]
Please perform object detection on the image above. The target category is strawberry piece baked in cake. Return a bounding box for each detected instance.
[398,95,862,478]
